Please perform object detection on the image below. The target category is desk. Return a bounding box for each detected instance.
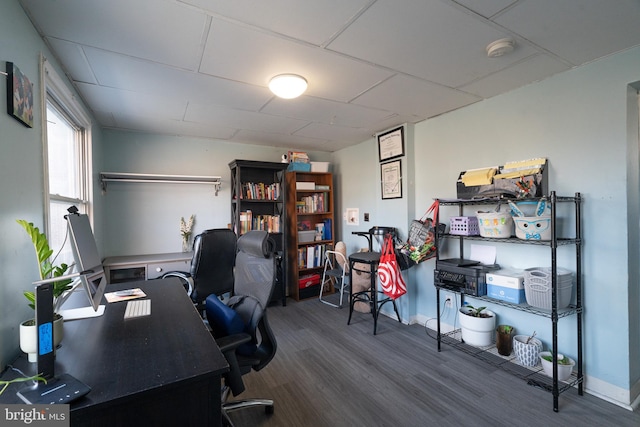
[0,278,228,426]
[103,252,192,283]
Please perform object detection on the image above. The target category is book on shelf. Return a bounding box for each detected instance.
[323,218,332,240]
[242,181,281,200]
[297,243,329,269]
[296,192,329,213]
[240,210,280,233]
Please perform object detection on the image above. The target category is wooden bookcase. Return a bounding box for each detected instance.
[285,171,335,301]
[229,159,287,305]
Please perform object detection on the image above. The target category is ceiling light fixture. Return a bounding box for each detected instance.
[486,38,516,58]
[269,74,308,99]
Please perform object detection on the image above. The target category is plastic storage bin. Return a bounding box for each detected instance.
[449,216,480,236]
[524,267,573,309]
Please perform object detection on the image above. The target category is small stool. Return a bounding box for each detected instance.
[348,251,401,335]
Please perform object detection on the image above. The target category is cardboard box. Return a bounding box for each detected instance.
[296,181,315,190]
[486,269,525,303]
[299,273,320,289]
[486,269,525,289]
[487,284,526,304]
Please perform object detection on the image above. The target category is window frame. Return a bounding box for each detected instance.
[41,55,93,240]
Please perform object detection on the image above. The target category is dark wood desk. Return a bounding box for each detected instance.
[1,278,228,426]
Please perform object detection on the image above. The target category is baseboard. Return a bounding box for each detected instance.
[409,314,455,334]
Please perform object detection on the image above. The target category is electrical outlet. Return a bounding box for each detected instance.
[445,297,452,308]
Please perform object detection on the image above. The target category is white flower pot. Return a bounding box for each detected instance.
[19,315,64,363]
[459,307,496,347]
[539,351,575,381]
[513,334,542,366]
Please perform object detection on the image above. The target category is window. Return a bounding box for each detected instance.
[42,58,93,267]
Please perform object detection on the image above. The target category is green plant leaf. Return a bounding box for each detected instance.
[17,219,72,309]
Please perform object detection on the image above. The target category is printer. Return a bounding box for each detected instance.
[434,258,500,297]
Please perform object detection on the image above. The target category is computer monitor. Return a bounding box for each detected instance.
[65,212,107,312]
[36,211,107,319]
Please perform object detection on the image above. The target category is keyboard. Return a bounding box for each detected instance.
[124,299,151,319]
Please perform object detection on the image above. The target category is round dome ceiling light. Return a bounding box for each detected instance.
[486,38,516,58]
[268,74,308,99]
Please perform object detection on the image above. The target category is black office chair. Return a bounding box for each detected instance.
[162,228,237,315]
[204,230,277,426]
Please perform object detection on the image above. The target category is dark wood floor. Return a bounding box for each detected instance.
[227,293,639,426]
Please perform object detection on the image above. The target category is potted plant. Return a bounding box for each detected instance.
[17,219,73,362]
[496,324,515,356]
[513,332,543,366]
[459,305,496,347]
[539,351,575,381]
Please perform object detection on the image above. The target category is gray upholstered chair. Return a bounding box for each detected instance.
[204,230,277,426]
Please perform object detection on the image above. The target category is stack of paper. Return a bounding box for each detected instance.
[495,158,546,180]
[461,167,498,186]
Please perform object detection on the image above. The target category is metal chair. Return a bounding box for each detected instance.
[319,242,349,308]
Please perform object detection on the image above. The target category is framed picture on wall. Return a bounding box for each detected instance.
[377,126,404,162]
[381,160,402,199]
[6,62,34,128]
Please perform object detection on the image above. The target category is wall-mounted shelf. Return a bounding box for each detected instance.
[100,172,222,195]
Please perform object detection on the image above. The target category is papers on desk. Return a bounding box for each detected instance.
[104,288,146,303]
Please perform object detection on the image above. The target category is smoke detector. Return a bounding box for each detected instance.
[486,38,515,58]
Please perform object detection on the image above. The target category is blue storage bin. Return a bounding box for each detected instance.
[288,162,311,172]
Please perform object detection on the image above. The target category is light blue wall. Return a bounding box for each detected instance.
[101,130,331,256]
[333,47,640,406]
[2,0,638,408]
[0,0,104,370]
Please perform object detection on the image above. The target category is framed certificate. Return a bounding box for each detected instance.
[378,126,404,162]
[381,160,402,199]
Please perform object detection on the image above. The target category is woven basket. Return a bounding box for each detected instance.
[475,210,513,238]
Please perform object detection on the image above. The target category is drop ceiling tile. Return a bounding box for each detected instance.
[21,0,207,68]
[83,48,273,110]
[262,97,395,128]
[460,54,571,98]
[327,0,532,87]
[112,112,238,140]
[179,0,370,46]
[45,38,97,84]
[293,121,373,144]
[231,129,332,150]
[353,74,480,118]
[185,103,309,134]
[494,0,640,65]
[76,82,187,121]
[453,0,517,18]
[200,17,393,102]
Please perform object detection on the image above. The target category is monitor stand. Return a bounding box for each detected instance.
[59,304,105,321]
